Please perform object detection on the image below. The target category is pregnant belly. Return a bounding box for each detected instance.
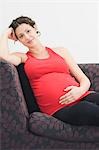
[32,73,79,106]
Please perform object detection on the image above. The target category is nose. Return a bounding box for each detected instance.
[24,33,30,40]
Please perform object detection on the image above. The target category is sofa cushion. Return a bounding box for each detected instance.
[16,63,40,114]
[28,112,99,142]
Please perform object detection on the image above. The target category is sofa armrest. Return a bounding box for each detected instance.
[29,112,99,142]
[0,59,28,131]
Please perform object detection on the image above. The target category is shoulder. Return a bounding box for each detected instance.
[11,52,28,63]
[52,47,69,58]
[52,46,77,66]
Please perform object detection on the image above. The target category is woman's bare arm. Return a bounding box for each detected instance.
[0,28,26,66]
[53,47,91,104]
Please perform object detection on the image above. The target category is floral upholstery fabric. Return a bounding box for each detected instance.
[79,64,99,92]
[29,63,99,143]
[0,59,99,150]
[29,112,99,142]
[0,60,69,150]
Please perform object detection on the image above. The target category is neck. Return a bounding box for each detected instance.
[29,43,46,55]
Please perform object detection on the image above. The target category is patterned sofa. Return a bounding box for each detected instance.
[0,58,99,150]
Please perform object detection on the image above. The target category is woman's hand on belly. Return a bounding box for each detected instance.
[59,86,84,105]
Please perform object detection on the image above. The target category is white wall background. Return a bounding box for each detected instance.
[98,1,99,62]
[0,0,99,63]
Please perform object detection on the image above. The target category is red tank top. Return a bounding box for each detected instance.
[24,47,90,115]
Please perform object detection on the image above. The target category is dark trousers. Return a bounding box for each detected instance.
[53,93,99,126]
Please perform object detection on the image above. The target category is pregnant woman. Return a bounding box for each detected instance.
[0,16,99,126]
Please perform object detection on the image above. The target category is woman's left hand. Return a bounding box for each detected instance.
[59,86,84,105]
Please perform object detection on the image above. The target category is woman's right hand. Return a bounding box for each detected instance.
[6,28,17,41]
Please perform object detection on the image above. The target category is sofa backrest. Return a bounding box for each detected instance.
[79,64,99,92]
[16,63,41,114]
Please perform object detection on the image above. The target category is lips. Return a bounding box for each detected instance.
[27,38,34,44]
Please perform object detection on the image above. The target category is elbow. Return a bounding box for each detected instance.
[12,61,21,66]
[88,78,91,88]
[80,76,91,91]
[85,76,91,89]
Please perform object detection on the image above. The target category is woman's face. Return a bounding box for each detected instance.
[15,23,38,47]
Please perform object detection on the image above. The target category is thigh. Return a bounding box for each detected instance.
[83,92,99,105]
[53,100,99,126]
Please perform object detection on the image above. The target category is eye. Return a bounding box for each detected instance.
[19,34,24,39]
[27,30,31,33]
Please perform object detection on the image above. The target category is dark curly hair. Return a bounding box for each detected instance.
[9,16,36,38]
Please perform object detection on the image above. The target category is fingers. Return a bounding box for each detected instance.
[59,97,74,105]
[8,28,17,41]
[59,93,75,104]
[12,30,17,41]
[59,86,81,105]
[59,88,76,104]
[7,28,13,39]
[60,93,69,100]
[64,86,74,92]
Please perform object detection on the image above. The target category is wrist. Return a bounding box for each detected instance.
[79,85,90,94]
